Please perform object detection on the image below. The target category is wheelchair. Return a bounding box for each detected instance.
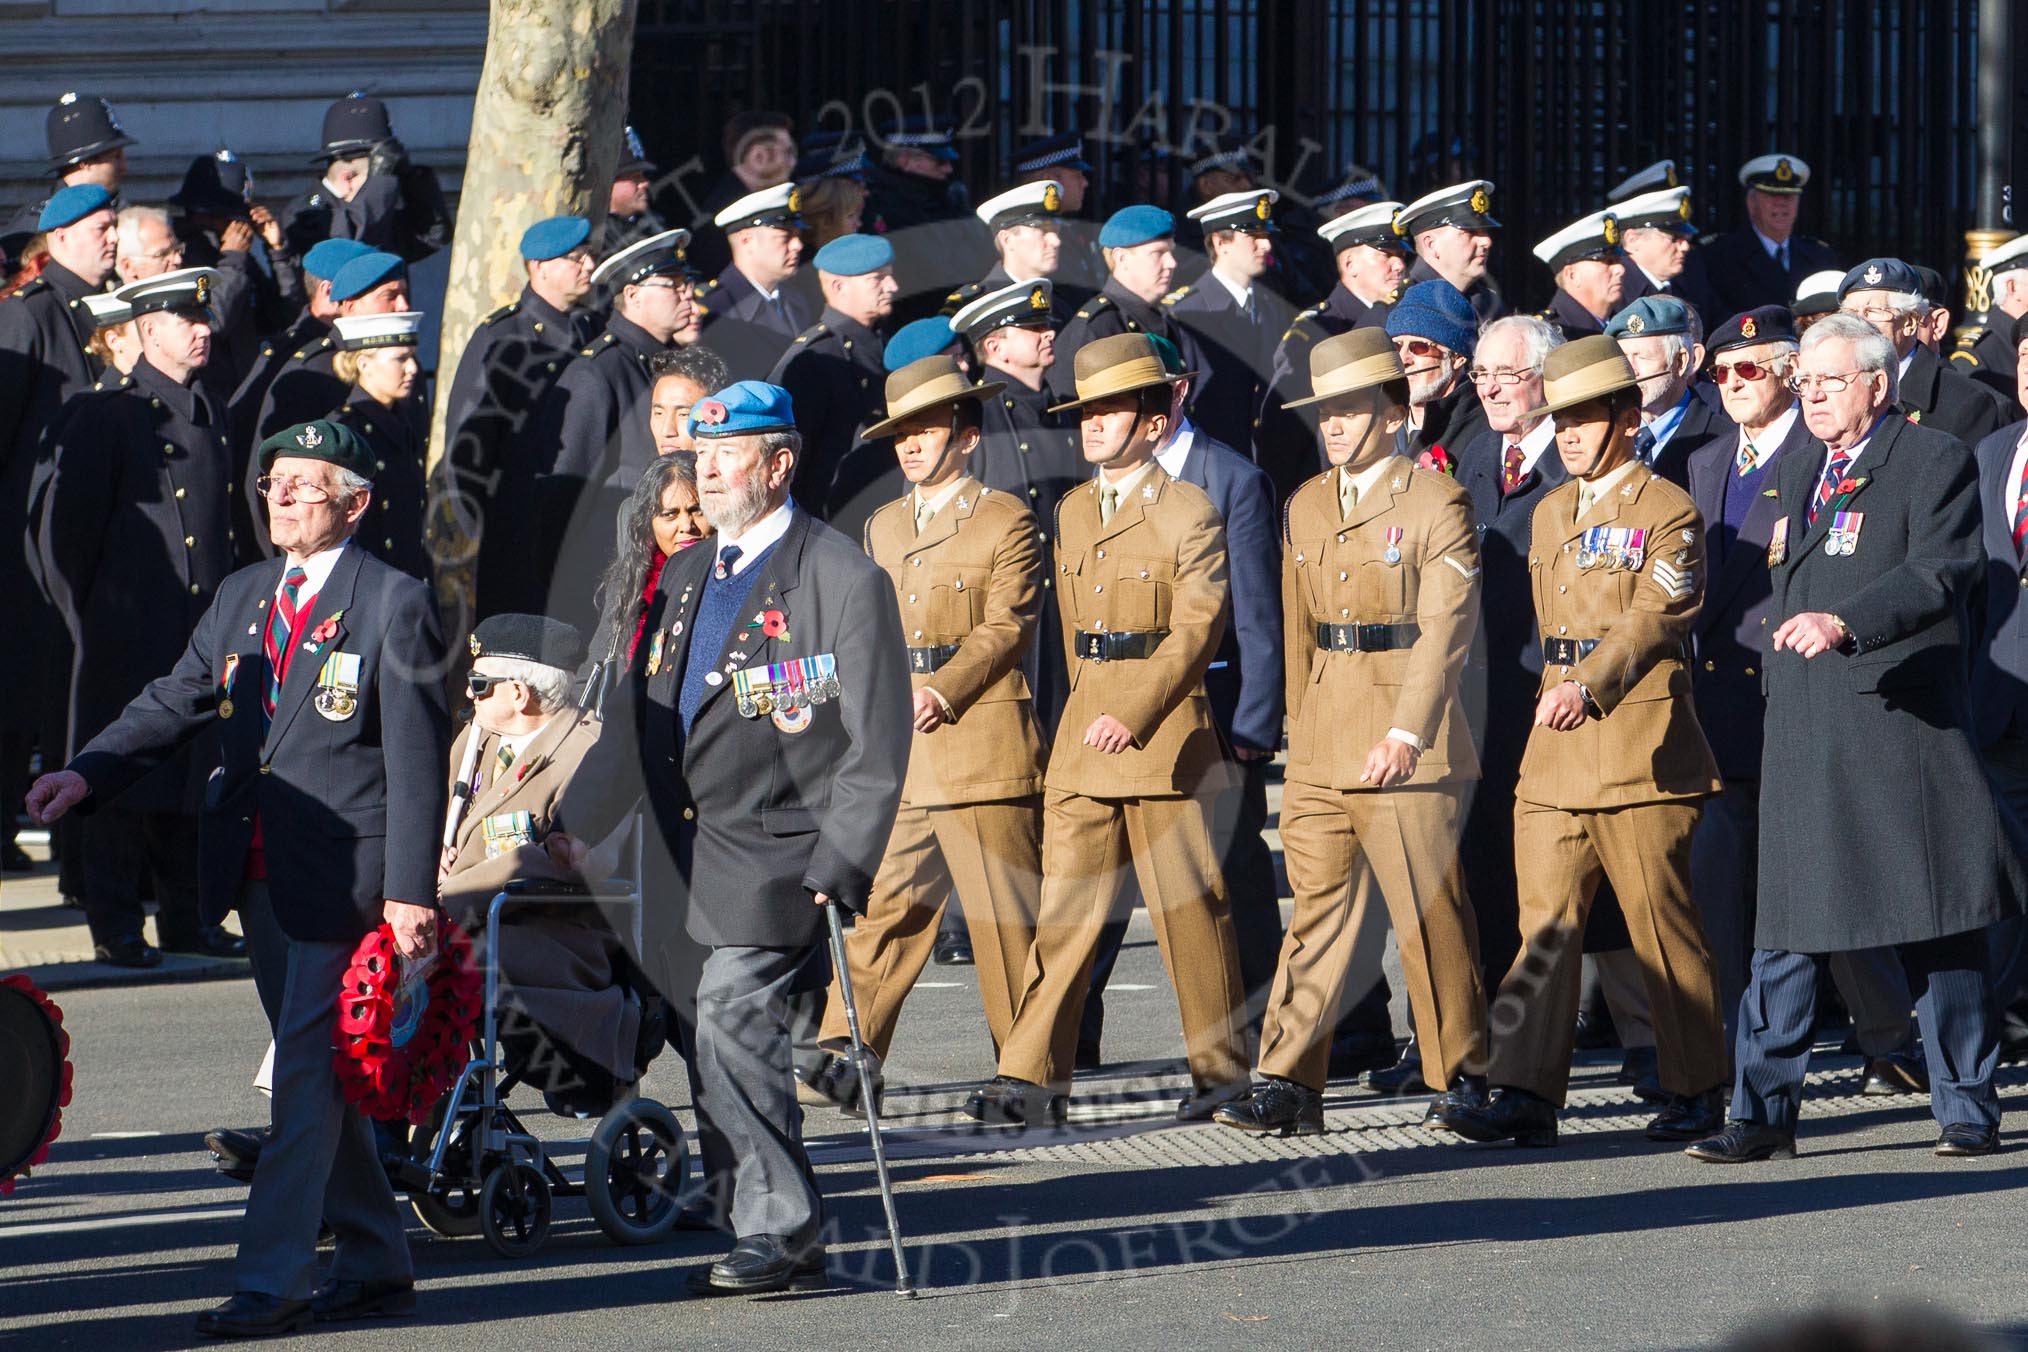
[396,871,690,1259]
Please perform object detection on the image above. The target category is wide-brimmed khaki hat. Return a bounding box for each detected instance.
[862,356,1005,439]
[1047,332,1197,412]
[1284,328,1405,409]
[1525,333,1640,419]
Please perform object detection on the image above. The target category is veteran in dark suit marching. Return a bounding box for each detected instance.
[798,357,1048,1104]
[963,334,1250,1127]
[547,381,910,1296]
[38,268,244,966]
[1687,315,2027,1164]
[29,417,450,1337]
[1836,257,2010,449]
[1438,336,1729,1148]
[1215,328,1491,1137]
[1606,295,1733,487]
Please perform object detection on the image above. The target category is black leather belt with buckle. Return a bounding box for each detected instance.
[1316,621,1421,653]
[1073,630,1166,662]
[907,644,961,674]
[1542,637,1601,665]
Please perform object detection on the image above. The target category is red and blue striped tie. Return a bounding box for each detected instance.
[2014,458,2028,560]
[263,566,307,722]
[1810,449,1851,526]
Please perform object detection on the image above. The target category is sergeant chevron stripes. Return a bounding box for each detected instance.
[1650,557,1694,600]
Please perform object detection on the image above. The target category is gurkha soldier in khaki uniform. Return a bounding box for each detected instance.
[1214,328,1491,1137]
[800,357,1049,1110]
[964,333,1250,1127]
[1436,335,1729,1147]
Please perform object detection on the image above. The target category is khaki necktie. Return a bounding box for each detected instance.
[914,497,933,535]
[1100,484,1119,525]
[1575,480,1596,520]
[1338,471,1357,520]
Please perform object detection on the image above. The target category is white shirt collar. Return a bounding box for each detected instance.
[1752,226,1788,259]
[1154,418,1198,478]
[1738,405,1800,471]
[1636,261,1667,291]
[715,499,795,575]
[280,540,350,600]
[1897,347,1916,381]
[1825,417,1887,474]
[1507,415,1557,476]
[1208,268,1252,310]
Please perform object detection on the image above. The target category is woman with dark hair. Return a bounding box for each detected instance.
[593,451,711,671]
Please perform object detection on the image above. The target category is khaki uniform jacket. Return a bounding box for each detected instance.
[1282,457,1482,789]
[1048,467,1231,797]
[440,712,606,920]
[864,477,1048,807]
[1518,466,1721,809]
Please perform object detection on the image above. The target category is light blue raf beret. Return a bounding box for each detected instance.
[1098,204,1175,249]
[303,238,374,281]
[1605,294,1691,340]
[884,317,958,371]
[688,380,798,440]
[519,215,592,262]
[328,250,407,304]
[37,183,113,231]
[812,233,895,277]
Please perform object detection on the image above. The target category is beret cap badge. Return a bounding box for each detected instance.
[1863,264,1883,285]
[1625,314,1645,335]
[298,424,323,450]
[1740,315,1758,339]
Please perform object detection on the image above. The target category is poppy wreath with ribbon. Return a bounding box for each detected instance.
[331,921,482,1124]
[0,974,73,1197]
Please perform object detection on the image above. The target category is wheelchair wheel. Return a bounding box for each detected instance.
[410,1178,483,1238]
[585,1099,687,1245]
[479,1160,552,1258]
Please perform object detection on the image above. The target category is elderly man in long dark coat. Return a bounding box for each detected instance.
[1687,314,2027,1164]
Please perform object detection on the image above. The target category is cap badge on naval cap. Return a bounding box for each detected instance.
[1775,158,1794,182]
[694,400,728,426]
[1029,286,1048,310]
[1679,195,1694,221]
[193,275,210,306]
[1390,209,1408,238]
[1042,182,1061,212]
[1667,164,1680,187]
[1602,216,1618,247]
[1741,315,1758,340]
[298,424,324,450]
[59,91,78,105]
[787,187,801,214]
[1254,194,1272,220]
[1470,186,1490,215]
[469,633,482,657]
[1625,314,1645,335]
[1863,264,1883,285]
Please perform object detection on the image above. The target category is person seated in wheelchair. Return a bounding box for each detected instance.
[440,614,658,1117]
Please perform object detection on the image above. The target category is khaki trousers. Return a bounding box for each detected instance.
[1489,799,1727,1104]
[1259,781,1488,1092]
[818,797,1043,1059]
[997,787,1248,1093]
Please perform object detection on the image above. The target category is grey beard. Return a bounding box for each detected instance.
[703,476,777,538]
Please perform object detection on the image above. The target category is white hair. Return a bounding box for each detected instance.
[1478,313,1562,370]
[1801,313,1899,402]
[1861,289,1929,317]
[116,205,170,257]
[485,657,572,714]
[333,465,373,502]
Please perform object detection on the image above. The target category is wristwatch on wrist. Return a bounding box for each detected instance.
[1827,613,1853,648]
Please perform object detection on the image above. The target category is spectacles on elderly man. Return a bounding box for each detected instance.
[1786,371,1871,394]
[1467,365,1539,386]
[253,474,347,503]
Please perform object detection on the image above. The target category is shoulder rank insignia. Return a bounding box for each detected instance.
[1160,285,1191,306]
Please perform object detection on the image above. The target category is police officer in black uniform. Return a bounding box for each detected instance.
[952,278,1083,729]
[768,233,896,535]
[280,94,453,263]
[1396,179,1507,324]
[329,310,432,584]
[694,183,813,382]
[38,268,241,965]
[1163,188,1292,456]
[1010,132,1103,309]
[536,228,694,631]
[167,150,303,398]
[442,216,598,618]
[46,91,136,193]
[605,126,670,255]
[1256,200,1409,504]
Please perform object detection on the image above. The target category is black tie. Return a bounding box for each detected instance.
[715,543,742,580]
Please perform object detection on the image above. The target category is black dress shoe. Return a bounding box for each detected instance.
[310,1277,415,1321]
[1437,1087,1559,1146]
[205,1126,265,1182]
[1861,1051,1929,1096]
[1644,1088,1726,1141]
[1617,1045,1667,1102]
[1176,1078,1251,1122]
[1361,1039,1428,1094]
[932,932,974,966]
[1572,1006,1620,1050]
[797,1049,882,1114]
[1212,1079,1324,1136]
[93,937,162,969]
[2,839,33,871]
[685,1235,827,1296]
[1934,1123,2000,1157]
[159,925,248,959]
[1683,1120,1797,1163]
[961,1075,1067,1127]
[194,1291,311,1339]
[1422,1074,1489,1129]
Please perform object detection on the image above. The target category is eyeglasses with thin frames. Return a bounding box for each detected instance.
[254,475,339,503]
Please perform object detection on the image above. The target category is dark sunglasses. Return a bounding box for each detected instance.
[466,671,511,698]
[1395,337,1444,359]
[1711,358,1778,383]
